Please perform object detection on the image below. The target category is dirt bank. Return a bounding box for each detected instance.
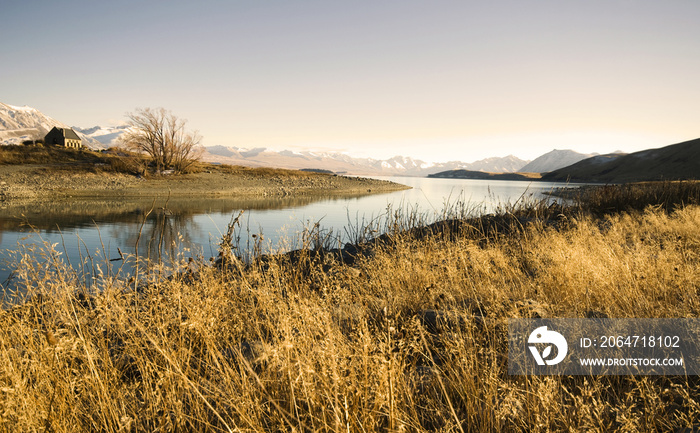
[0,164,409,203]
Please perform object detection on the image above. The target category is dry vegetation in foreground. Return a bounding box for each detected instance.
[1,182,700,432]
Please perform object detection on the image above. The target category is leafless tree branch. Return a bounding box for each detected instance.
[119,107,203,173]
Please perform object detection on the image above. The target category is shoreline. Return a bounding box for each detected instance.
[0,163,410,203]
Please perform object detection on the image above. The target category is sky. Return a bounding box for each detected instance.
[2,0,699,163]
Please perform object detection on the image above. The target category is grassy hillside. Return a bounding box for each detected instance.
[543,138,700,183]
[0,145,149,174]
[0,145,324,177]
[1,181,699,431]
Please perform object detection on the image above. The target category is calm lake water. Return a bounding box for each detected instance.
[0,176,579,299]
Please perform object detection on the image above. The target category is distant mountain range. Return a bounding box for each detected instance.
[3,102,697,181]
[201,145,528,176]
[0,103,530,176]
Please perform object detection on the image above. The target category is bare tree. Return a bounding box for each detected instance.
[120,108,203,173]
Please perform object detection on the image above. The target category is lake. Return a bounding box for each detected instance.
[0,176,579,299]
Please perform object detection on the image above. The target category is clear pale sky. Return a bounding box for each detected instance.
[2,0,698,162]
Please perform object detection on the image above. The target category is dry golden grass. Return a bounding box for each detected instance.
[0,145,336,178]
[0,145,149,176]
[0,145,92,165]
[1,183,700,432]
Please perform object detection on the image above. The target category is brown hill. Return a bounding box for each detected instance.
[542,138,700,183]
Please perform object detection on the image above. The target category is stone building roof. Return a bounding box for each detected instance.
[56,127,81,140]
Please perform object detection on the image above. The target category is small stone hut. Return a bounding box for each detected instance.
[44,127,82,149]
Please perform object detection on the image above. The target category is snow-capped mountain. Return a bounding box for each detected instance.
[0,102,103,148]
[462,155,531,173]
[73,125,131,146]
[519,149,595,173]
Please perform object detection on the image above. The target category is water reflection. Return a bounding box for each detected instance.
[0,194,375,232]
[0,190,399,294]
[1,177,585,300]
